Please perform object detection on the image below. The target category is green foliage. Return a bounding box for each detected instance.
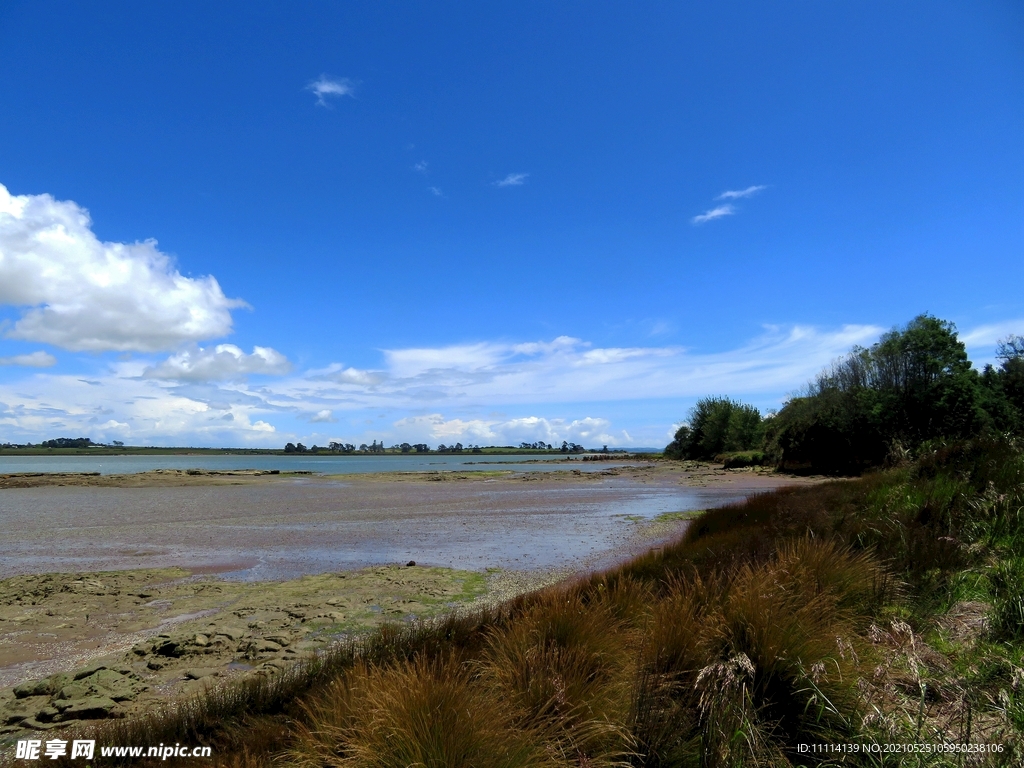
[716,450,766,469]
[765,315,1023,474]
[665,396,764,460]
[40,437,95,449]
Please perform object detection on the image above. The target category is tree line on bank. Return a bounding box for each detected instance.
[283,440,588,455]
[665,314,1024,474]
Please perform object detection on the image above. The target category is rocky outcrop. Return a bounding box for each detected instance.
[0,667,146,733]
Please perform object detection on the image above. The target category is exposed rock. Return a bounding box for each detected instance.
[212,626,247,641]
[35,706,61,723]
[57,696,117,719]
[153,638,182,657]
[184,669,218,680]
[56,683,91,701]
[2,696,48,725]
[12,674,69,699]
[73,662,108,680]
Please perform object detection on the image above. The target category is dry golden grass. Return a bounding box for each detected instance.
[289,655,553,768]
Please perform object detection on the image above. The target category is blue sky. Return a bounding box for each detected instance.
[0,1,1021,448]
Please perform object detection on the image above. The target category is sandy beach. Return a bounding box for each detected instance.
[0,462,818,737]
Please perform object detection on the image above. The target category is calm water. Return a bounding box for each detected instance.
[0,453,622,475]
[0,477,756,580]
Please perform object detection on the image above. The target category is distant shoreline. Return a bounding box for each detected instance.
[0,447,660,457]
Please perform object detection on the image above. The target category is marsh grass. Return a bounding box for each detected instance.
[37,437,1024,767]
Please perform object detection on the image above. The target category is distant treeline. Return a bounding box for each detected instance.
[283,440,590,455]
[666,314,1024,474]
[2,437,125,450]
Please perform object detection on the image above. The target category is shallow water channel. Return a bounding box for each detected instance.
[0,475,760,580]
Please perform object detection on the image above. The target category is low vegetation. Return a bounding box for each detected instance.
[29,436,1022,766]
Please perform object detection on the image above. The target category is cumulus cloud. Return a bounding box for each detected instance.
[0,184,246,352]
[717,185,767,200]
[691,204,735,225]
[495,173,529,187]
[142,344,291,381]
[306,75,355,106]
[310,409,335,423]
[0,350,56,367]
[0,370,288,447]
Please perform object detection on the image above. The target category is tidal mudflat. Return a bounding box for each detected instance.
[0,463,816,737]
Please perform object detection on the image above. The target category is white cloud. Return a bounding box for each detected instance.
[0,351,56,367]
[391,413,617,446]
[3,319,1016,448]
[142,345,291,382]
[313,365,386,387]
[717,185,767,200]
[495,173,529,187]
[306,75,355,106]
[414,161,428,173]
[960,319,1024,348]
[691,204,735,225]
[429,187,444,197]
[960,319,1024,364]
[286,326,886,413]
[0,183,246,352]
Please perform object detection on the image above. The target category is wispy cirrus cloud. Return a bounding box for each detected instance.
[306,75,356,106]
[495,172,529,187]
[717,185,767,200]
[959,318,1024,364]
[429,186,444,197]
[283,326,883,414]
[413,161,428,173]
[0,351,56,367]
[691,204,735,225]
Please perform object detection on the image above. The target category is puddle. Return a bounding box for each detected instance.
[158,608,219,626]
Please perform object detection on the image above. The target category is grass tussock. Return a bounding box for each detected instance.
[290,656,551,768]
[38,437,1024,767]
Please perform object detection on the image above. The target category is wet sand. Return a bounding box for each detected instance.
[0,463,805,580]
[0,463,819,737]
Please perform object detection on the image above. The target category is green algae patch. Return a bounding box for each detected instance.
[653,510,702,523]
[0,563,495,736]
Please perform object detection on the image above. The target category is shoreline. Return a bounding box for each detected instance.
[0,463,822,738]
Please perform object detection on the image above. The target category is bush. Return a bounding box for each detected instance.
[666,397,764,460]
